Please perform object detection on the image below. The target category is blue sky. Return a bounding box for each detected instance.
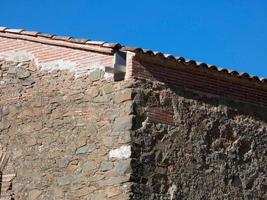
[1,0,266,77]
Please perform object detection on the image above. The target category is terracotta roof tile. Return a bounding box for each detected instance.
[185,60,197,65]
[177,57,185,62]
[121,46,143,53]
[5,28,23,33]
[68,38,89,44]
[238,72,250,78]
[85,40,106,45]
[21,30,39,36]
[228,70,239,76]
[52,35,72,41]
[37,33,55,38]
[0,26,266,84]
[101,42,121,49]
[0,26,8,31]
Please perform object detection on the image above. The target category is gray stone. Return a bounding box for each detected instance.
[100,161,113,172]
[93,94,110,103]
[88,174,105,182]
[86,123,98,134]
[7,67,17,74]
[1,106,9,116]
[16,67,31,79]
[114,159,131,176]
[97,176,130,187]
[113,115,133,132]
[0,121,11,131]
[73,173,83,184]
[88,69,104,82]
[82,160,98,174]
[57,176,71,186]
[76,145,96,154]
[22,78,35,86]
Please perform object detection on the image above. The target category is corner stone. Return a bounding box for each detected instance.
[109,145,131,159]
[113,115,133,132]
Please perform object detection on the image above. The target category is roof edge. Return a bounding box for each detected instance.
[134,53,267,90]
[0,26,266,86]
[121,47,267,86]
[0,26,121,55]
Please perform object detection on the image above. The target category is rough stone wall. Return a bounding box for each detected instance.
[0,40,266,200]
[0,59,134,199]
[131,80,267,200]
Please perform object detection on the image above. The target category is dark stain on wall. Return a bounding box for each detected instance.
[130,80,267,200]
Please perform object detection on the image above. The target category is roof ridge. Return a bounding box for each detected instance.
[0,26,122,51]
[0,26,266,84]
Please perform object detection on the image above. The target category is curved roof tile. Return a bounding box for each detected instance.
[0,26,266,84]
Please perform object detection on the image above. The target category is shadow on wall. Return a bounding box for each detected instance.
[137,59,267,123]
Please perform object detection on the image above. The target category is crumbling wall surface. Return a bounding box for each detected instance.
[0,59,134,200]
[130,80,267,200]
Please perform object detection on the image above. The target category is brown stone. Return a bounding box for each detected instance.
[28,189,42,200]
[114,89,132,103]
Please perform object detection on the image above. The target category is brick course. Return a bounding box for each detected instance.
[131,56,267,108]
[0,37,113,69]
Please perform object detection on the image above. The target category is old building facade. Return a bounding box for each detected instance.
[0,27,266,199]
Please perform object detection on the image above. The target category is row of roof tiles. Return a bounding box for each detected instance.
[0,26,266,84]
[0,26,121,49]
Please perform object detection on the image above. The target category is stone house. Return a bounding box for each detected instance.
[0,26,266,200]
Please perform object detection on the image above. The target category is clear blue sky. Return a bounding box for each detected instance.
[1,0,266,77]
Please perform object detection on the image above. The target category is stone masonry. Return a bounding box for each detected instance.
[0,58,133,199]
[131,80,267,199]
[0,28,266,199]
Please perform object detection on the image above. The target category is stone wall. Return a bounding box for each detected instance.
[130,80,267,200]
[0,48,266,200]
[0,59,134,199]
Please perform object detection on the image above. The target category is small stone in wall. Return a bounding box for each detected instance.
[0,106,9,117]
[88,68,104,82]
[109,145,131,159]
[97,176,130,187]
[168,184,177,200]
[76,145,96,154]
[89,191,106,200]
[100,161,113,171]
[102,83,114,94]
[105,187,122,198]
[16,66,31,79]
[76,186,92,197]
[81,160,98,174]
[114,89,132,103]
[113,115,133,132]
[57,176,71,186]
[28,189,42,200]
[0,121,11,131]
[114,159,132,175]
